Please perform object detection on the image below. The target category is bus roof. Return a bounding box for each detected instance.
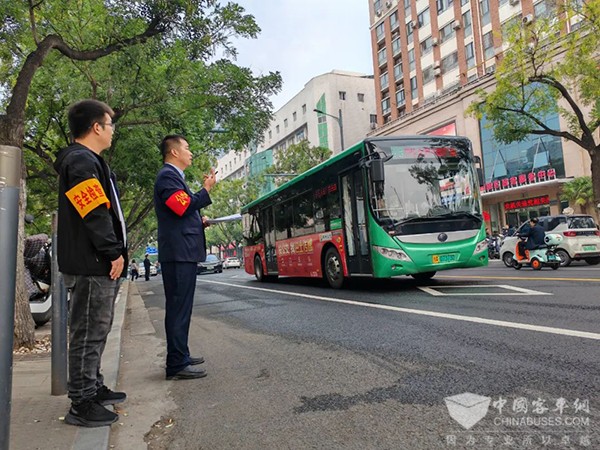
[241,135,470,212]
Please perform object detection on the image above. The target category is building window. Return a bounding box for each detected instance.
[390,11,399,29]
[284,118,288,128]
[418,8,430,26]
[394,61,403,80]
[374,0,382,11]
[482,31,494,59]
[404,0,411,14]
[406,21,414,44]
[268,130,272,139]
[378,47,387,66]
[293,111,297,121]
[420,37,433,56]
[422,65,434,84]
[463,10,472,37]
[302,104,306,114]
[380,72,389,90]
[376,22,385,41]
[382,97,391,115]
[357,93,365,102]
[465,42,475,68]
[370,114,378,125]
[461,0,469,5]
[317,114,326,124]
[441,51,459,73]
[276,125,280,134]
[534,0,556,18]
[339,91,347,100]
[396,88,406,106]
[392,37,401,55]
[440,22,455,43]
[410,76,418,101]
[408,48,415,72]
[480,0,490,26]
[437,0,453,14]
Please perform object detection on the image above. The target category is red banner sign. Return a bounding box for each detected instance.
[504,195,550,211]
[480,168,557,193]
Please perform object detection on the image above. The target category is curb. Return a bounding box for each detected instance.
[72,280,129,450]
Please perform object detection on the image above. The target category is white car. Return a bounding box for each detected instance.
[222,257,242,269]
[499,215,600,267]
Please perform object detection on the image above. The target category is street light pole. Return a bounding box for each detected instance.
[313,108,345,152]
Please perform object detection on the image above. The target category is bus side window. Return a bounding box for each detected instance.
[243,212,262,246]
[293,192,315,237]
[275,200,293,240]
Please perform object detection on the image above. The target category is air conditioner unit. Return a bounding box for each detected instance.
[452,20,462,30]
[385,0,392,7]
[432,37,439,46]
[434,68,442,77]
[522,14,534,25]
[376,9,382,17]
[410,20,418,30]
[509,0,519,5]
[433,60,441,69]
[370,122,377,130]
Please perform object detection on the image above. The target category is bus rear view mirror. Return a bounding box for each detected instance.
[370,158,385,183]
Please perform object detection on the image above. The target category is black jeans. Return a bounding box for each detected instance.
[63,274,119,405]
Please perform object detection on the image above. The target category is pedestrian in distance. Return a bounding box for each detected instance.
[143,254,151,281]
[54,99,128,427]
[153,135,217,380]
[130,259,139,281]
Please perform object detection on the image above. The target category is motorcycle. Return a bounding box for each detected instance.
[24,234,52,326]
[512,233,562,271]
[486,234,501,259]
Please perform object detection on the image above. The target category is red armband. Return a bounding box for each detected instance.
[165,190,191,216]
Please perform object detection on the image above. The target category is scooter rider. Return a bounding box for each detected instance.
[517,217,545,260]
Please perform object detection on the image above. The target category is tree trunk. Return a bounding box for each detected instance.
[0,116,36,348]
[590,149,600,224]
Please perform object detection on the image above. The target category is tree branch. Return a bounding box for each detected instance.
[27,0,39,45]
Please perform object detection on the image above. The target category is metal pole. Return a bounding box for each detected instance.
[338,108,345,152]
[51,212,68,395]
[0,145,21,450]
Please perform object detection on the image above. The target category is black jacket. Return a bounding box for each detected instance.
[154,164,211,263]
[525,223,546,250]
[54,143,127,276]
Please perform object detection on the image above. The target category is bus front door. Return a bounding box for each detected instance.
[262,206,278,273]
[341,171,371,274]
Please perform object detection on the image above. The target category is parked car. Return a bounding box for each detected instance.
[223,257,242,269]
[137,264,157,277]
[197,254,223,274]
[499,215,600,267]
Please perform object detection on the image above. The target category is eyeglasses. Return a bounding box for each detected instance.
[98,122,116,130]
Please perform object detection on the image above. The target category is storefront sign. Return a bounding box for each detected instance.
[480,169,556,194]
[503,195,550,211]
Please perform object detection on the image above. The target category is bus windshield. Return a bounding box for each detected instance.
[368,139,482,232]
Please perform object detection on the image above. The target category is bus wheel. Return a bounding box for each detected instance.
[254,255,265,282]
[324,248,344,289]
[410,271,436,282]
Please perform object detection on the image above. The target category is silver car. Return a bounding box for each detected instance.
[500,215,600,267]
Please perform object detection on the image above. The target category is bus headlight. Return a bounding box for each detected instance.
[374,246,412,262]
[474,239,487,255]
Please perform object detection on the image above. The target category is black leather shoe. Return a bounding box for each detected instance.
[166,365,207,380]
[189,356,205,365]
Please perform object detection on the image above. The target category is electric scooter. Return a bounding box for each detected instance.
[512,234,562,270]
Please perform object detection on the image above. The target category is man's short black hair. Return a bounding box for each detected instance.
[159,135,187,162]
[530,217,539,224]
[68,99,114,139]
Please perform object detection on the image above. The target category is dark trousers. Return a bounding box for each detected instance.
[145,270,150,281]
[63,274,119,405]
[161,262,197,376]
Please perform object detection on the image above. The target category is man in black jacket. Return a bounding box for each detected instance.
[143,254,151,281]
[54,99,127,427]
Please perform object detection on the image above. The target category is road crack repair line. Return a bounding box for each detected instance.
[197,279,600,341]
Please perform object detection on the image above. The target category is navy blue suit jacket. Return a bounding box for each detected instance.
[154,164,212,263]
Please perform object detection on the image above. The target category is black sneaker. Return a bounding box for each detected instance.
[64,400,118,427]
[95,385,127,406]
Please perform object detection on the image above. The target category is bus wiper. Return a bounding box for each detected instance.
[430,211,482,221]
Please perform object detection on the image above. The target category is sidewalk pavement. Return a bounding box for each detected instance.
[10,281,129,450]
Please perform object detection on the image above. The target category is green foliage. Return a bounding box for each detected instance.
[265,140,332,188]
[560,176,594,211]
[466,0,600,146]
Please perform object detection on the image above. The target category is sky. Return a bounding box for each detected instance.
[230,0,374,111]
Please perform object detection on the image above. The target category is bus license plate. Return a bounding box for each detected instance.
[432,253,457,264]
[583,245,596,251]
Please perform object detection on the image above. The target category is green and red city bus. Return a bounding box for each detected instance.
[242,136,488,288]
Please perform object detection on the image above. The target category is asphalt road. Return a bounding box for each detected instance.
[136,261,600,449]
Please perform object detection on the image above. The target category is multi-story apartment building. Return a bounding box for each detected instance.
[218,70,377,181]
[368,0,596,231]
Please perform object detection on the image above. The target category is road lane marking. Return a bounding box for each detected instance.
[438,275,600,282]
[197,280,600,341]
[418,285,550,296]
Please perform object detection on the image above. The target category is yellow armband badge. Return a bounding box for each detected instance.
[65,178,111,218]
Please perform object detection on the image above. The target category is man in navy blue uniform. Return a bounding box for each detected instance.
[154,135,216,380]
